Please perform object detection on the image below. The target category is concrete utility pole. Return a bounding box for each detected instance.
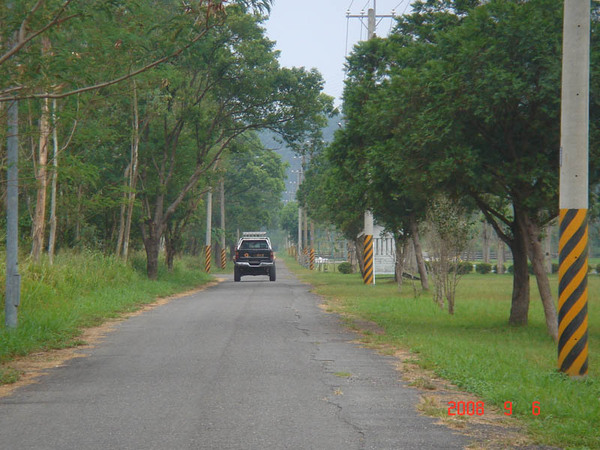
[310,221,315,270]
[205,190,212,273]
[348,2,394,285]
[5,99,20,328]
[220,180,226,270]
[558,0,590,377]
[297,169,303,262]
[346,1,395,40]
[5,1,21,328]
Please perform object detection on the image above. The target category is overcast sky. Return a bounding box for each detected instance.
[264,0,412,106]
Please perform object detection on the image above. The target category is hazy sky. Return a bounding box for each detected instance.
[264,0,412,106]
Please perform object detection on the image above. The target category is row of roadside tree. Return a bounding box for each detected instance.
[1,1,332,278]
[298,0,600,341]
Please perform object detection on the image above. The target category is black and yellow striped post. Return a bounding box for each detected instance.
[558,210,588,375]
[558,0,590,377]
[363,210,374,285]
[310,248,315,271]
[205,245,212,273]
[363,234,374,284]
[220,248,226,270]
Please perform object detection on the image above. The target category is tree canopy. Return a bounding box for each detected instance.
[301,0,600,336]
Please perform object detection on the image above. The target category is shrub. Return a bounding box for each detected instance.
[455,261,473,275]
[596,263,600,274]
[337,262,353,274]
[476,263,492,274]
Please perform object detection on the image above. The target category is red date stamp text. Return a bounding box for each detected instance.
[447,401,541,416]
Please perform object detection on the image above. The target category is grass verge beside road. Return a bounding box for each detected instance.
[283,254,600,449]
[1,252,212,385]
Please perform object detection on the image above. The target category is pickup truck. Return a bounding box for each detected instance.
[233,232,276,282]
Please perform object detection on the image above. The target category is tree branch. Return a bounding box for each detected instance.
[0,0,76,67]
[1,16,215,102]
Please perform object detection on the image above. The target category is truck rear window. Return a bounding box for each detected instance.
[239,240,269,250]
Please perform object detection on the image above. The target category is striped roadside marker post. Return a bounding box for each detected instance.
[205,245,212,273]
[558,0,590,377]
[220,248,227,270]
[363,211,374,285]
[310,248,315,271]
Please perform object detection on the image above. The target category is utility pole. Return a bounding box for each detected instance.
[5,98,20,328]
[5,3,21,327]
[346,1,396,40]
[205,190,212,273]
[310,221,315,271]
[558,0,590,377]
[302,154,309,267]
[297,169,303,262]
[347,1,393,285]
[220,180,226,270]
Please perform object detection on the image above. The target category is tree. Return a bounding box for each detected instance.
[425,195,474,314]
[280,201,299,244]
[0,0,273,102]
[134,7,331,278]
[298,142,366,274]
[2,0,276,267]
[420,0,566,337]
[223,134,288,235]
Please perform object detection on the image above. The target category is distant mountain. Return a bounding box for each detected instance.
[259,114,341,204]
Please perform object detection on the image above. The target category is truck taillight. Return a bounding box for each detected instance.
[270,251,274,259]
[235,250,239,260]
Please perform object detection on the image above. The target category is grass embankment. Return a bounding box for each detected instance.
[284,254,600,449]
[1,252,212,384]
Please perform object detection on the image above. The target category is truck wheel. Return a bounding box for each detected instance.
[269,265,276,282]
[234,267,241,282]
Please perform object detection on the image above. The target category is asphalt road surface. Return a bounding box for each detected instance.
[0,261,468,449]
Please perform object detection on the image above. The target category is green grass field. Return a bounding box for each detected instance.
[284,254,600,449]
[0,251,212,383]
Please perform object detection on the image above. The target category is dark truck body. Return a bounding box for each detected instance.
[233,232,276,282]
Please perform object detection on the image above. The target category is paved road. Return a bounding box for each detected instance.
[0,261,467,449]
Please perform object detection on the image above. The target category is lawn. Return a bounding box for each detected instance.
[284,254,600,449]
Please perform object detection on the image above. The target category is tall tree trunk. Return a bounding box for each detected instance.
[144,234,160,280]
[354,236,365,276]
[142,219,163,280]
[482,221,491,263]
[31,36,52,262]
[544,226,553,274]
[115,164,130,257]
[123,80,140,261]
[75,184,82,243]
[165,228,176,272]
[525,217,559,341]
[48,99,59,263]
[410,217,429,290]
[509,209,531,326]
[497,237,505,274]
[394,234,410,292]
[31,96,51,262]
